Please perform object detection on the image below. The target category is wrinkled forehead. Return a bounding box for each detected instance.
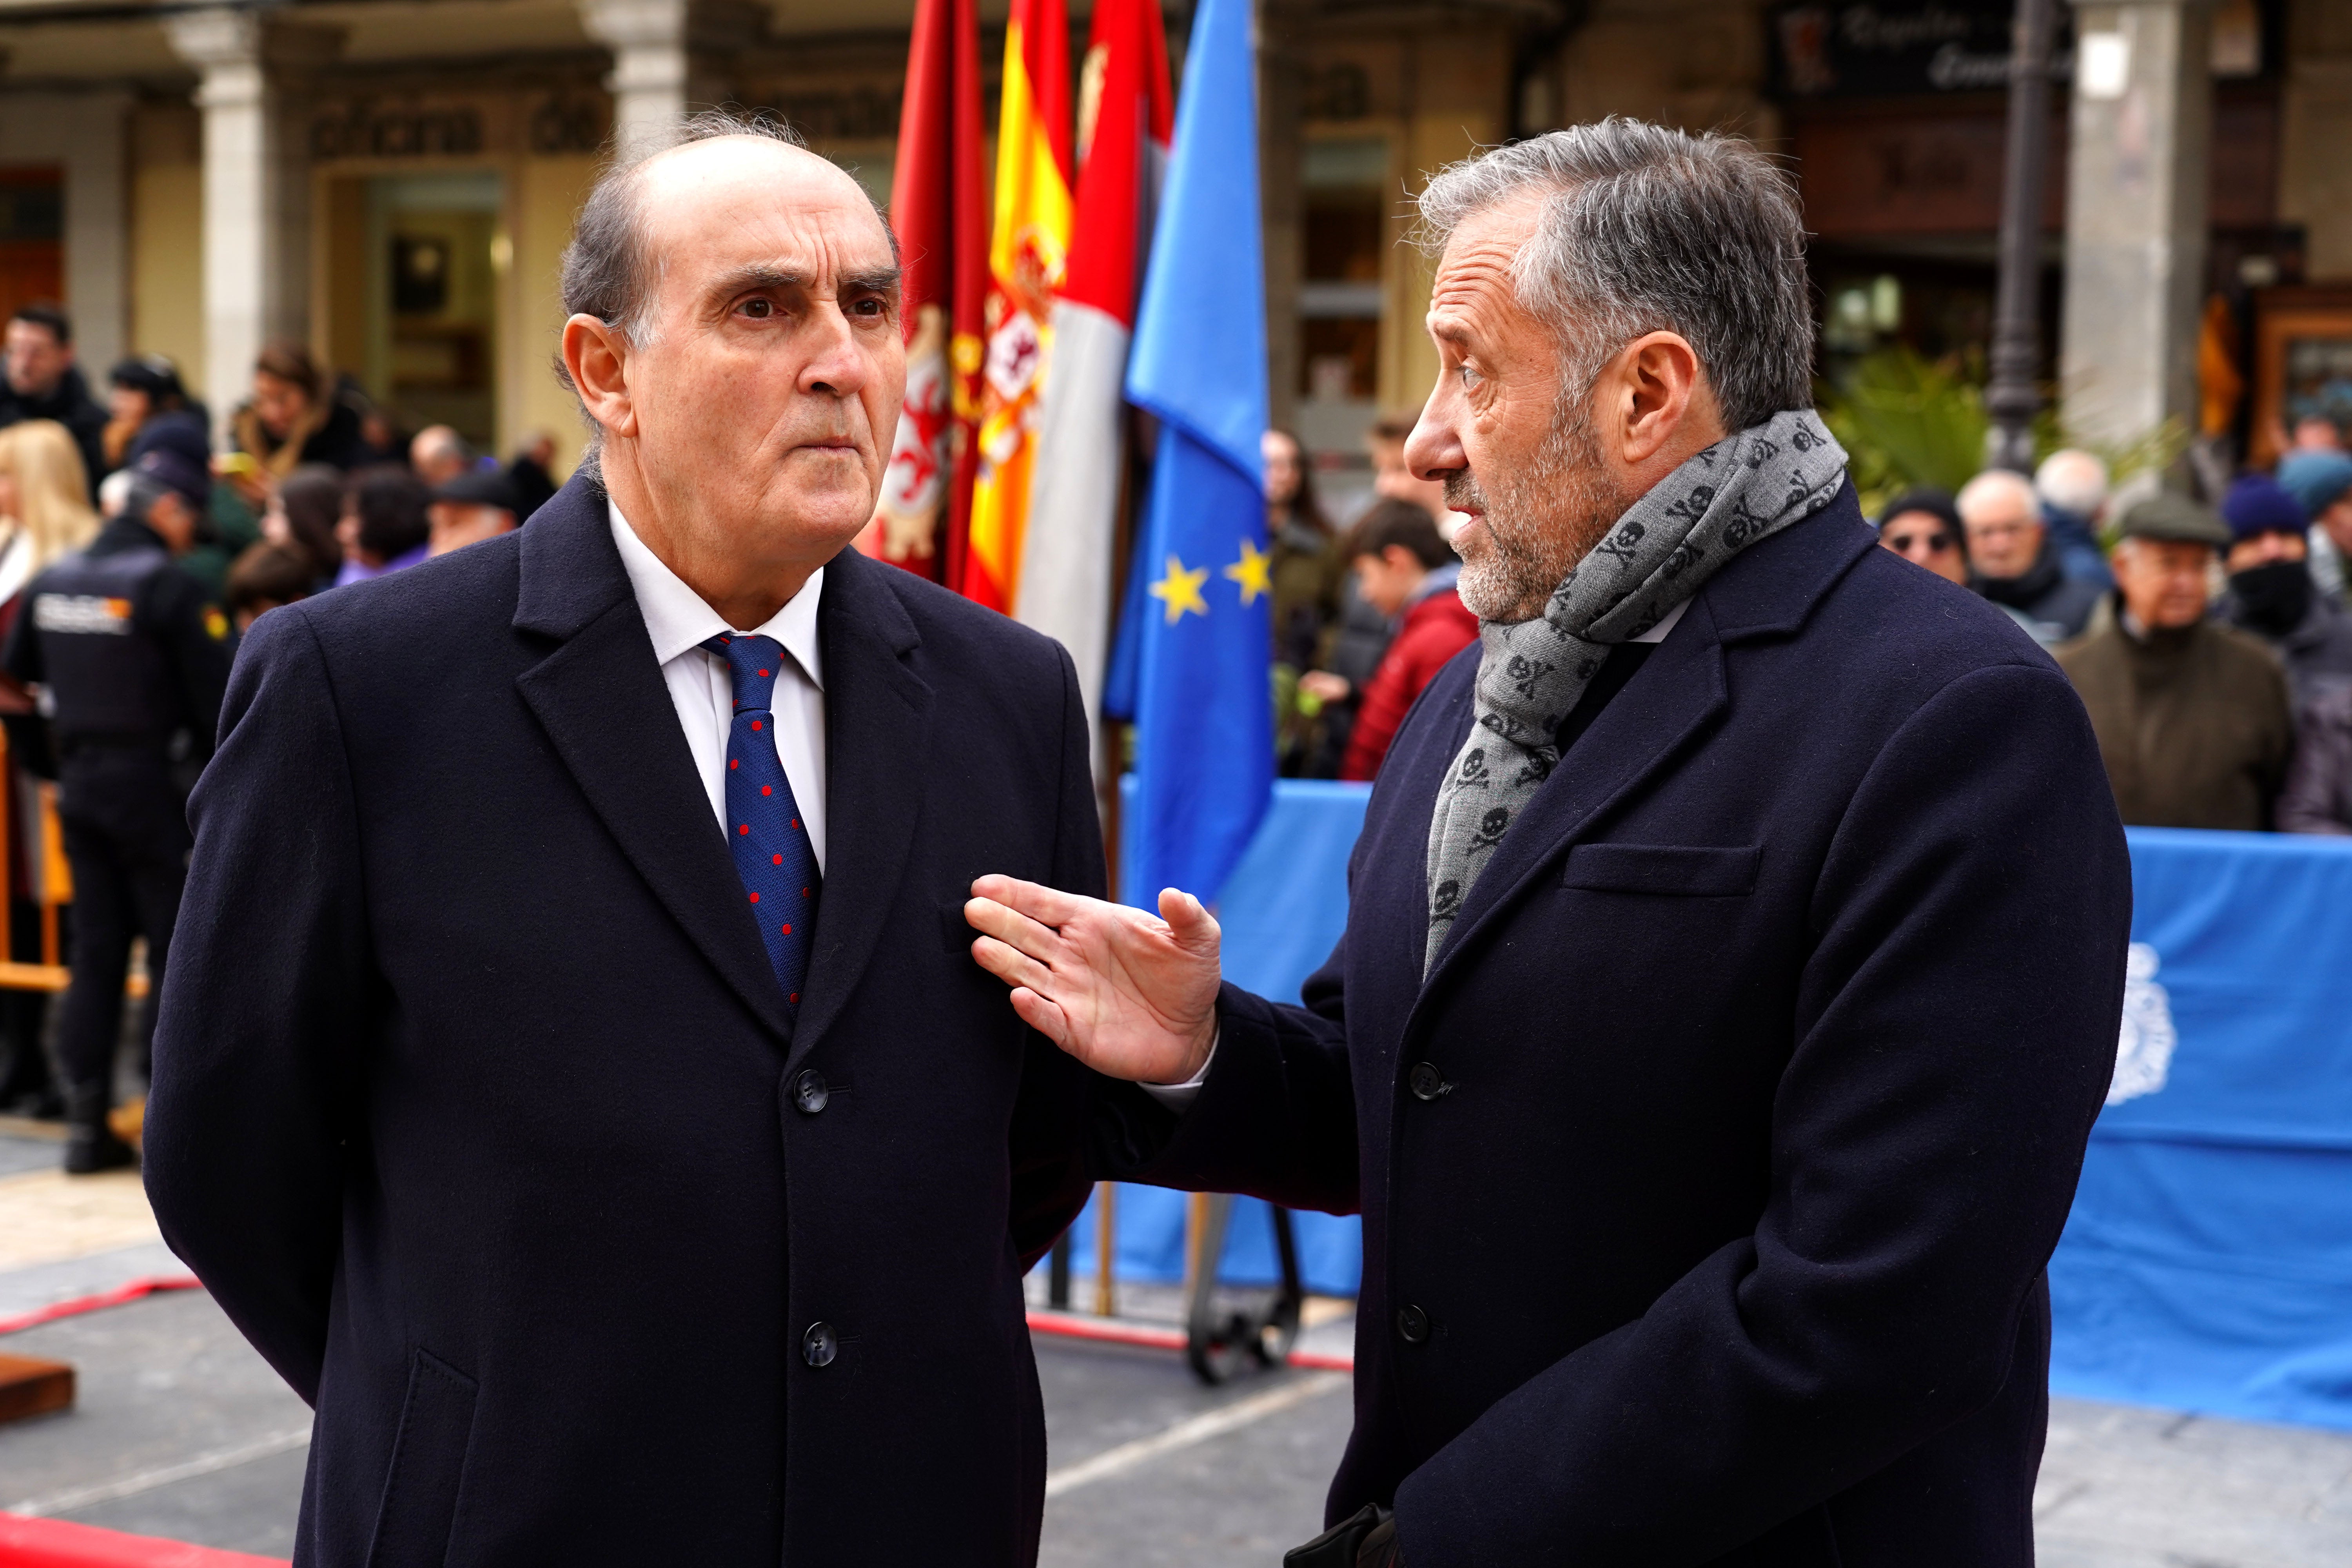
[635,137,895,283]
[1428,193,1552,333]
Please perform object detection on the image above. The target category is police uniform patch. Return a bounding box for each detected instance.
[33,594,134,635]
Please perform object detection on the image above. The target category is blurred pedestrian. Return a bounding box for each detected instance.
[410,424,470,488]
[1961,468,2102,645]
[1318,499,1474,781]
[260,465,345,587]
[2214,474,2352,704]
[506,430,559,520]
[1367,408,1450,517]
[333,464,431,585]
[101,355,202,479]
[1265,428,1342,668]
[4,441,230,1172]
[2279,450,2352,605]
[2034,448,2117,591]
[426,468,519,557]
[2057,495,2291,831]
[2292,415,2345,453]
[230,343,375,493]
[0,304,108,501]
[224,543,315,633]
[0,419,99,1118]
[1875,488,1968,585]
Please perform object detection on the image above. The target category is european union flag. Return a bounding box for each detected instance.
[1118,0,1269,908]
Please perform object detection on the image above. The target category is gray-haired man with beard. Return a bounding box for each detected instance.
[967,120,2131,1566]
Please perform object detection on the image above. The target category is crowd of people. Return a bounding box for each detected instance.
[0,299,553,1158]
[1875,427,2352,836]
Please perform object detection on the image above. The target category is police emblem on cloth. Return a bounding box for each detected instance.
[2107,942,2176,1106]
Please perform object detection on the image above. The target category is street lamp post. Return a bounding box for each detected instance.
[1986,0,2058,474]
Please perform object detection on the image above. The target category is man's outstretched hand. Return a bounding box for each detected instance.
[965,876,1221,1086]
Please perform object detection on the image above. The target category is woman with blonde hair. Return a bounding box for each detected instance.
[0,419,100,584]
[0,417,95,1119]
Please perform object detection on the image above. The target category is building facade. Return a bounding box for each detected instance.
[0,0,2340,481]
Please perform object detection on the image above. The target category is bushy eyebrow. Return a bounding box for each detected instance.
[704,261,903,303]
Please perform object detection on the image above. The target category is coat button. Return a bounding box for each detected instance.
[793,1070,829,1115]
[1408,1063,1450,1101]
[802,1321,837,1368]
[1396,1304,1430,1344]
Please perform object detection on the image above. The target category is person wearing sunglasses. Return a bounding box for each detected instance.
[1876,488,1969,586]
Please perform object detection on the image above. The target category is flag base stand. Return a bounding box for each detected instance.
[1182,1192,1302,1385]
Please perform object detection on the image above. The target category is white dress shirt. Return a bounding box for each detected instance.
[608,501,829,873]
[1144,595,1690,1110]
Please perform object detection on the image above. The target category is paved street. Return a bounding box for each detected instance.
[6,1126,2352,1565]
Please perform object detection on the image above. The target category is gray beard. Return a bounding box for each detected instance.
[1446,405,1631,624]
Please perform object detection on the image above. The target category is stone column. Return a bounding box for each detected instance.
[163,6,278,446]
[2059,0,2214,452]
[580,0,689,154]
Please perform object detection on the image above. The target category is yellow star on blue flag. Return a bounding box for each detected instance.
[1223,538,1272,606]
[1149,555,1211,623]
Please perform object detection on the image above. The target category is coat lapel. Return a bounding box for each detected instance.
[1415,490,1878,1000]
[512,477,798,1045]
[786,546,934,1070]
[1421,598,1729,995]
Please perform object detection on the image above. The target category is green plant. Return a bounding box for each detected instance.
[1818,347,2196,521]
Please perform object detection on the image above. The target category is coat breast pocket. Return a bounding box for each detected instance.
[1561,842,1760,897]
[365,1347,477,1568]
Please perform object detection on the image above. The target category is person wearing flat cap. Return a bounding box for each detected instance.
[2214,474,2352,704]
[2056,493,2292,831]
[1,433,231,1173]
[425,465,520,558]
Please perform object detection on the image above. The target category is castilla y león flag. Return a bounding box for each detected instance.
[862,0,986,583]
[960,0,1074,613]
[1014,0,1172,731]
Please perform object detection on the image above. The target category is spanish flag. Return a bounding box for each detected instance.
[960,0,1073,613]
[1016,0,1171,733]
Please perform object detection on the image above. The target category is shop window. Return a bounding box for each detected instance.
[1296,136,1387,495]
[0,168,63,331]
[321,170,505,451]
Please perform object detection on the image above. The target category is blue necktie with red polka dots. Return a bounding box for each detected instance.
[707,633,821,1010]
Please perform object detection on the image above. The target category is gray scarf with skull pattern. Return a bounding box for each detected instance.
[1423,409,1848,972]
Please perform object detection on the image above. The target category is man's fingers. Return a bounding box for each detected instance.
[964,896,1065,962]
[1156,887,1222,955]
[971,935,1055,996]
[1007,987,1069,1049]
[970,874,1089,929]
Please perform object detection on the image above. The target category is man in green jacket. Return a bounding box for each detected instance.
[2057,494,2293,831]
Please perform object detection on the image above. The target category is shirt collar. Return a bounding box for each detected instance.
[608,498,825,691]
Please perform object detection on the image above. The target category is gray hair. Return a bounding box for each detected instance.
[2034,448,2109,517]
[1956,467,2040,524]
[1415,118,1814,433]
[553,108,898,444]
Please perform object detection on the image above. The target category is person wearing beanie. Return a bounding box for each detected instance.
[2056,494,2293,831]
[2215,474,2352,704]
[1875,487,1970,585]
[2280,450,2352,605]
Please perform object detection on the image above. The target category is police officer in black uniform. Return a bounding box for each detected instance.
[4,441,230,1172]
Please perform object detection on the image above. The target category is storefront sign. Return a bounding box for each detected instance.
[1771,2,2071,98]
[309,89,610,162]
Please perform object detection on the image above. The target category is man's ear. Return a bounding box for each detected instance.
[1604,331,1714,468]
[562,315,637,442]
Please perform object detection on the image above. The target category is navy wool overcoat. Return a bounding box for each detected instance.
[145,474,1106,1565]
[1102,482,2133,1567]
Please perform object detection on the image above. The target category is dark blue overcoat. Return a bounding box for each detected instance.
[1106,483,2132,1566]
[145,475,1105,1565]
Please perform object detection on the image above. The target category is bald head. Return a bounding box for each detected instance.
[560,112,898,359]
[557,110,907,631]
